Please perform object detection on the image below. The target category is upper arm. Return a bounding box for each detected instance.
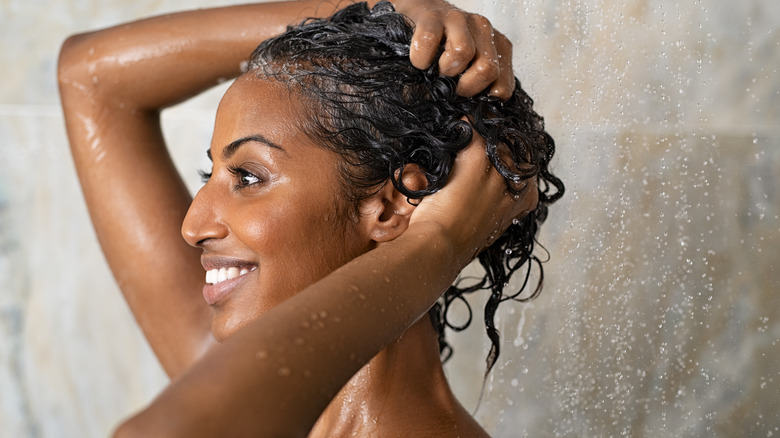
[58,32,215,378]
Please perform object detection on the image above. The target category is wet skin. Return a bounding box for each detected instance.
[182,75,374,341]
[58,1,521,435]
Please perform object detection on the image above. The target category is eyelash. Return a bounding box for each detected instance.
[228,165,263,190]
[198,169,212,183]
[197,166,264,190]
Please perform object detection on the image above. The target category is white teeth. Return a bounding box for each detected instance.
[205,266,255,285]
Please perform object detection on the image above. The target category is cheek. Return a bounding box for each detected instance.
[236,195,361,269]
[284,209,364,276]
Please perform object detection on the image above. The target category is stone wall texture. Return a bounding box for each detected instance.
[1,0,778,436]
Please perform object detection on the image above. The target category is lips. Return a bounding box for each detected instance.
[201,257,258,305]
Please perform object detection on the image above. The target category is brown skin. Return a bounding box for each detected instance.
[58,1,529,436]
[181,76,370,341]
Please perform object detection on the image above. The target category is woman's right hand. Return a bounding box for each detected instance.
[391,0,515,99]
[408,130,538,267]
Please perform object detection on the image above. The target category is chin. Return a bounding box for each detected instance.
[210,312,251,342]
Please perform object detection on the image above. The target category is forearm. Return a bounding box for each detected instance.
[115,222,461,438]
[58,0,351,110]
[57,1,353,376]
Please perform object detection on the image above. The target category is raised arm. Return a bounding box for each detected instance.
[114,131,535,438]
[57,0,513,378]
[57,0,351,378]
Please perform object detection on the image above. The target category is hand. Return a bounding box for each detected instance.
[392,0,514,99]
[409,129,538,264]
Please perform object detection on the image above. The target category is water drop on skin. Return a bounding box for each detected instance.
[278,367,291,377]
[255,350,268,360]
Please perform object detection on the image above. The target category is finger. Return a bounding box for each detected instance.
[487,32,515,100]
[447,129,490,187]
[409,14,444,70]
[518,177,539,216]
[438,13,476,77]
[454,15,500,97]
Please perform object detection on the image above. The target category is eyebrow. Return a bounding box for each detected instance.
[207,134,286,161]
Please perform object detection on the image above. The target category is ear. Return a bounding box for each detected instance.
[358,164,428,244]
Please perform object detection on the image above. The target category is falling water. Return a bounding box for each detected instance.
[0,0,777,437]
[444,1,780,436]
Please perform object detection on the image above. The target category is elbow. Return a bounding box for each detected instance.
[112,416,149,438]
[111,409,175,438]
[57,32,101,97]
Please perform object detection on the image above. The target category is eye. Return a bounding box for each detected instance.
[228,165,263,189]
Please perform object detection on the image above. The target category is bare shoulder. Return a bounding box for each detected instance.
[443,403,492,438]
[394,400,492,438]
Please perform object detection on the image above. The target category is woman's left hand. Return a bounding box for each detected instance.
[391,0,515,99]
[408,129,538,266]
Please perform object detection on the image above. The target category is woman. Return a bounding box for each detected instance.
[58,1,562,436]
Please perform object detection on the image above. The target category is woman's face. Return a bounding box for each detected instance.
[182,75,372,341]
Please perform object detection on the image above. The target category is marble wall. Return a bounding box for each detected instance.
[1,0,777,436]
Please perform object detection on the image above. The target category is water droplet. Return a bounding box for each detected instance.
[512,218,521,225]
[278,367,291,377]
[255,350,268,359]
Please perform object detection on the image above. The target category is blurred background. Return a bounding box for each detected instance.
[1,0,777,436]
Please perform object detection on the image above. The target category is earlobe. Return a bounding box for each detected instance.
[362,164,428,243]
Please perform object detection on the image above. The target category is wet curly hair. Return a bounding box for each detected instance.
[247,1,564,375]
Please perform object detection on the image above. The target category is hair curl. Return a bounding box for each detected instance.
[247,1,564,375]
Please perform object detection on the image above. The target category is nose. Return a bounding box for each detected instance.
[182,182,228,247]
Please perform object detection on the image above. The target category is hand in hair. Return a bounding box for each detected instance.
[409,127,538,265]
[392,0,514,99]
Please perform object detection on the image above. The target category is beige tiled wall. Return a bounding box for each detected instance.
[1,0,777,436]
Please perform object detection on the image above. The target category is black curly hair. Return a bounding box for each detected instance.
[247,1,564,376]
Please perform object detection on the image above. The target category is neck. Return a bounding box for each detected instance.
[309,317,459,437]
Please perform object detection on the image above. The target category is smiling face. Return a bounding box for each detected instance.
[181,75,373,340]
